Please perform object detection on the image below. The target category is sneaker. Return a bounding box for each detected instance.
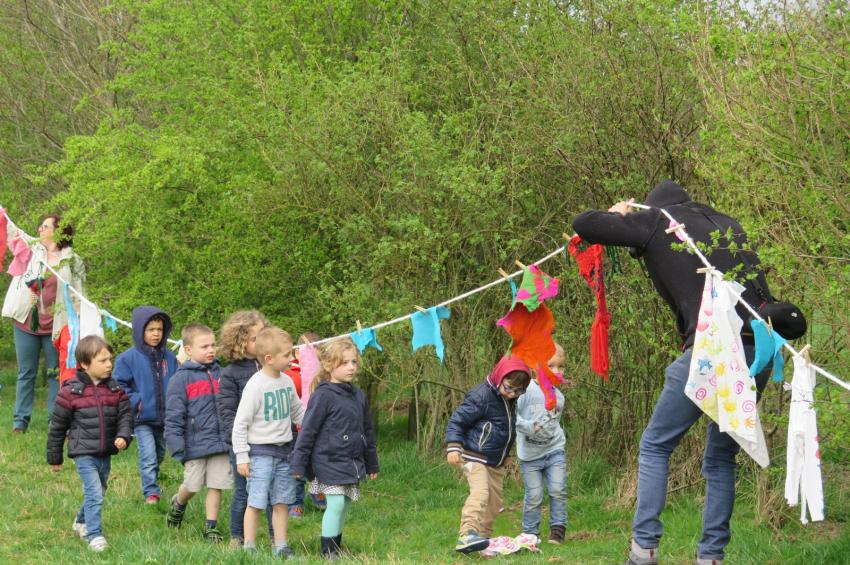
[273,545,296,558]
[88,536,108,552]
[455,530,489,554]
[289,505,304,519]
[203,526,223,543]
[548,524,566,544]
[623,540,658,565]
[165,495,185,528]
[145,494,161,505]
[72,520,88,539]
[229,537,244,549]
[311,493,327,510]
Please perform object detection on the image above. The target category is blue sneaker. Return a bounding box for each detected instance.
[273,545,296,559]
[310,493,327,510]
[455,530,489,553]
[289,505,304,519]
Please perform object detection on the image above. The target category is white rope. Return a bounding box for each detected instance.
[627,201,850,392]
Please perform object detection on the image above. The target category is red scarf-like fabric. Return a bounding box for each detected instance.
[568,235,610,380]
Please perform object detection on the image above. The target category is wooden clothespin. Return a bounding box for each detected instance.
[665,223,685,234]
[696,266,713,274]
[515,260,527,270]
[498,268,510,279]
[562,232,571,241]
[766,316,773,335]
[797,344,811,361]
[414,305,428,313]
[356,320,363,335]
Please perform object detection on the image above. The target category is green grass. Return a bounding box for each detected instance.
[0,364,847,564]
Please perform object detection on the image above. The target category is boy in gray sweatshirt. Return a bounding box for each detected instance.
[515,342,568,544]
[232,327,305,557]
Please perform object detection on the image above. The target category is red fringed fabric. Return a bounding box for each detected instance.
[497,303,563,410]
[568,235,610,380]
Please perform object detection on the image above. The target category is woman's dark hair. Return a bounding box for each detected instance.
[42,214,74,249]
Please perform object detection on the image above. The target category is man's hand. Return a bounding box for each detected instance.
[608,198,636,215]
[237,463,250,478]
[447,451,462,466]
[114,438,127,450]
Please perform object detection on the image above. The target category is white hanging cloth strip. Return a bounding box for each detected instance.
[685,271,769,467]
[784,355,825,523]
[79,299,104,338]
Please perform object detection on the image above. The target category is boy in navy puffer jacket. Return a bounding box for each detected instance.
[113,306,178,504]
[445,355,532,554]
[165,323,232,543]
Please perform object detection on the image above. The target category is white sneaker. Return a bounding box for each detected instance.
[72,520,88,539]
[88,536,108,552]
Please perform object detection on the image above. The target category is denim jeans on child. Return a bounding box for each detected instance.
[246,455,296,508]
[633,346,770,561]
[13,325,59,430]
[74,455,111,540]
[520,449,567,535]
[135,424,166,498]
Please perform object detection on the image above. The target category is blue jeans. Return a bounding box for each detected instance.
[135,425,166,498]
[229,453,273,539]
[294,476,306,507]
[633,346,770,560]
[520,449,568,535]
[74,455,111,540]
[13,325,59,430]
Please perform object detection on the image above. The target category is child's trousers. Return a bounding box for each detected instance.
[459,461,506,537]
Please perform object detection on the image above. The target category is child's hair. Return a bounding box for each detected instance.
[146,313,167,327]
[255,326,293,361]
[503,369,532,388]
[219,310,270,361]
[312,337,359,392]
[182,323,214,346]
[297,332,321,346]
[76,335,114,367]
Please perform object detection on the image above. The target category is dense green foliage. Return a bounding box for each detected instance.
[0,0,847,528]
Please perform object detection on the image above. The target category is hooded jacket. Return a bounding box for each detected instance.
[444,356,532,467]
[572,180,771,348]
[217,357,261,444]
[164,359,228,462]
[289,381,379,485]
[47,370,134,465]
[113,306,179,426]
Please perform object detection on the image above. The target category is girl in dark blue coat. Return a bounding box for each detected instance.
[290,337,379,559]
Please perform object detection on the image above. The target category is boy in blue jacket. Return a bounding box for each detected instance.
[165,323,232,543]
[445,356,532,554]
[114,306,178,504]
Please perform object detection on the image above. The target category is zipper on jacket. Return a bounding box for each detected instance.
[478,422,492,452]
[498,396,512,466]
[94,383,106,454]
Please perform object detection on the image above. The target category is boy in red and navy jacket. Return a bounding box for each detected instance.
[164,323,231,543]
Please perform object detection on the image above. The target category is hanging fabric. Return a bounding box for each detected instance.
[410,306,451,362]
[685,271,769,468]
[62,283,80,369]
[513,265,559,312]
[349,327,383,353]
[299,344,321,406]
[568,235,611,380]
[79,298,104,338]
[749,319,787,382]
[784,355,824,524]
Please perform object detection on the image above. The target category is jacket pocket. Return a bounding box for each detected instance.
[478,421,492,452]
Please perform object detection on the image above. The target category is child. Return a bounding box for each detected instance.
[290,337,379,560]
[516,343,568,544]
[286,331,326,518]
[113,307,179,504]
[232,327,304,557]
[164,323,232,542]
[445,355,532,554]
[46,335,134,552]
[216,309,270,547]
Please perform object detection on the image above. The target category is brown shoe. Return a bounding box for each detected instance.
[548,525,566,544]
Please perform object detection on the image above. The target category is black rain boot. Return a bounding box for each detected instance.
[333,533,344,555]
[320,536,339,561]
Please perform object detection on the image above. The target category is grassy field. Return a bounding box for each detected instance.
[0,364,847,564]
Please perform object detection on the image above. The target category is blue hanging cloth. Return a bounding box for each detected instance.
[410,306,451,362]
[100,310,118,333]
[509,278,518,302]
[62,283,80,369]
[349,327,383,353]
[749,319,787,382]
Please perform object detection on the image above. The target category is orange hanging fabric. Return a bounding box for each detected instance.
[568,235,610,380]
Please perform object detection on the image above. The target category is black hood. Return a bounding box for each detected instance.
[645,180,691,207]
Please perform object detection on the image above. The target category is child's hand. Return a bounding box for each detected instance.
[368,473,378,480]
[447,452,462,466]
[237,463,250,478]
[533,423,542,433]
[50,464,62,472]
[114,438,127,450]
[292,473,303,479]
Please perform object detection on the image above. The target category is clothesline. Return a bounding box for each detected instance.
[627,201,850,393]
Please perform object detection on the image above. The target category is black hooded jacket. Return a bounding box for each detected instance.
[572,180,770,348]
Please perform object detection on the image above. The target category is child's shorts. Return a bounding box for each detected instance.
[247,455,296,508]
[183,453,233,492]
